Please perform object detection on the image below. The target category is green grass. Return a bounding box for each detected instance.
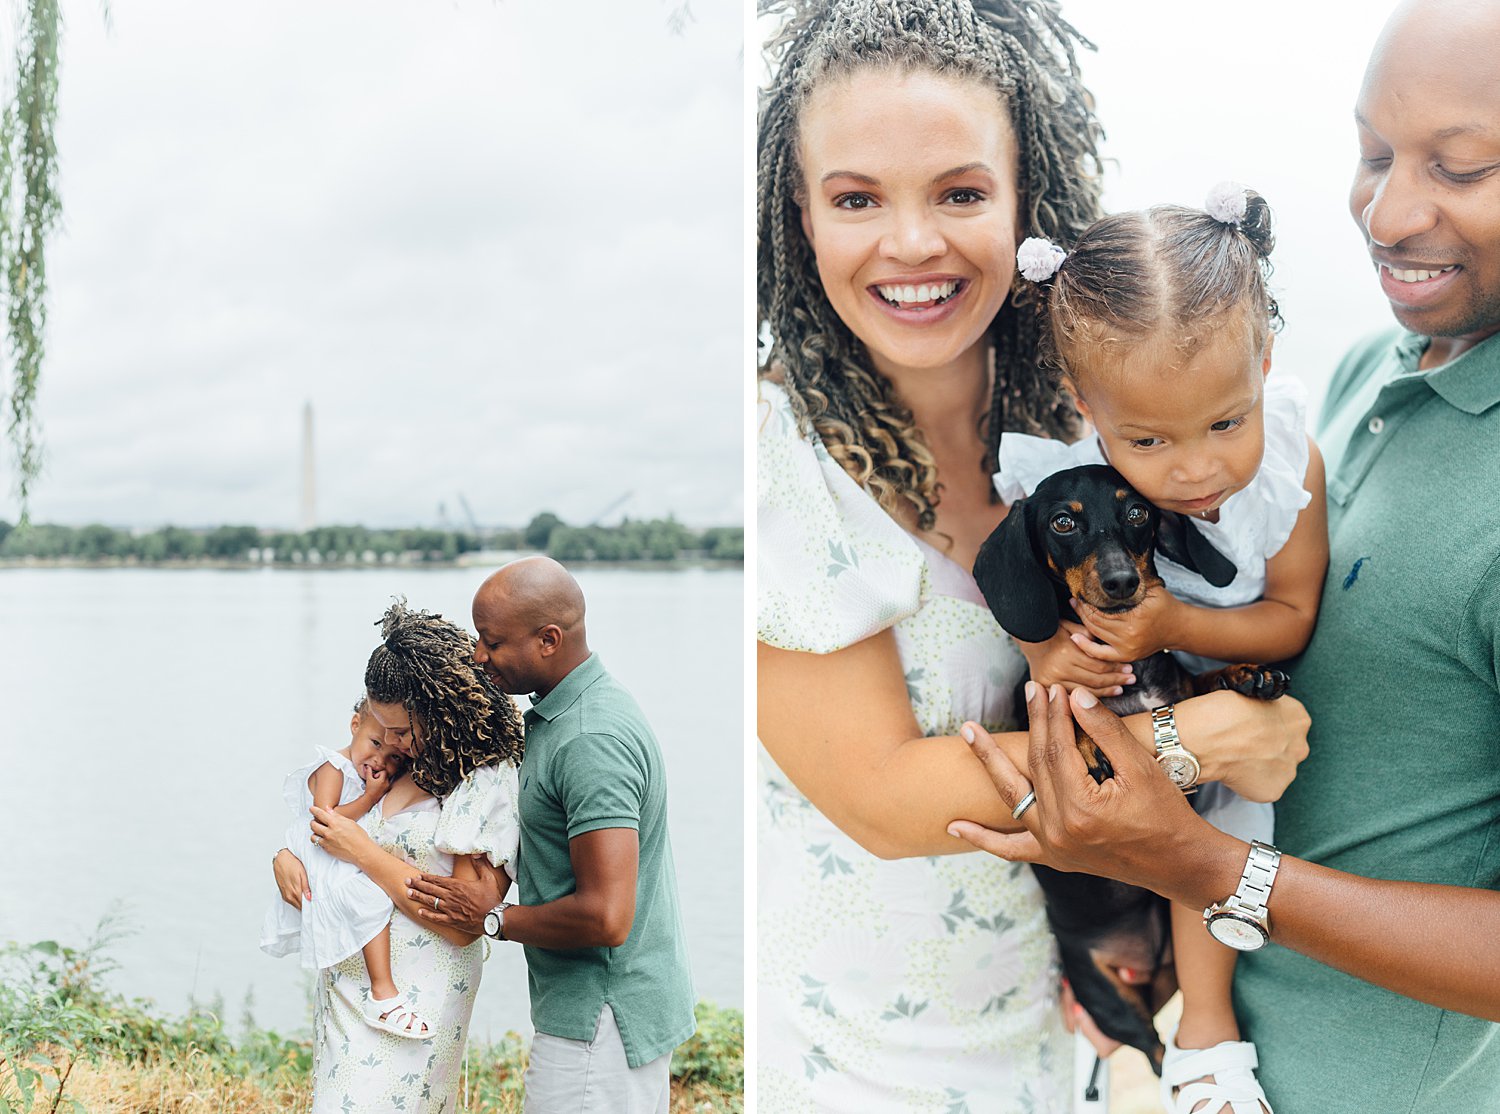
[0,921,742,1113]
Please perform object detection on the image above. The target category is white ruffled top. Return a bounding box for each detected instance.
[993,372,1311,610]
[434,760,521,870]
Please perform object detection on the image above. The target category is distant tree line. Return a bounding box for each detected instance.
[0,513,742,565]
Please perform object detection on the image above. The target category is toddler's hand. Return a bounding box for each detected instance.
[362,766,394,799]
[1071,586,1182,663]
[1017,621,1135,698]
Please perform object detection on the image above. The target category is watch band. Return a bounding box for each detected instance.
[1230,839,1280,919]
[1204,839,1281,951]
[1150,704,1200,794]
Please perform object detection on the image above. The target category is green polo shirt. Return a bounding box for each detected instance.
[1235,328,1500,1110]
[515,653,695,1067]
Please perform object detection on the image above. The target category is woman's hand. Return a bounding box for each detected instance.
[1173,688,1309,802]
[947,683,1233,895]
[309,805,376,864]
[1017,622,1135,698]
[273,848,310,909]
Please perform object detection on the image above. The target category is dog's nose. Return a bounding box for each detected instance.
[1099,566,1139,601]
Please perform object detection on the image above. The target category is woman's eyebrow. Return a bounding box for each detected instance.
[932,161,992,183]
[820,169,878,185]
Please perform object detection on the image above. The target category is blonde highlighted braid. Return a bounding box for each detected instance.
[758,0,1104,530]
[364,599,525,799]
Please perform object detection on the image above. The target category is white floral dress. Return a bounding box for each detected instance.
[311,762,520,1114]
[758,382,1071,1114]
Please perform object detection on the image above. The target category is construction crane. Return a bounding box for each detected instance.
[588,491,633,527]
[457,493,481,535]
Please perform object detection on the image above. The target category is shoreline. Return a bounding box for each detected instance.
[0,556,744,572]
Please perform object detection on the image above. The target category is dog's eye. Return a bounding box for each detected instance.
[1050,513,1076,535]
[1125,505,1148,526]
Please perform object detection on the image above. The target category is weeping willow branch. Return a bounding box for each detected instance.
[1,0,61,521]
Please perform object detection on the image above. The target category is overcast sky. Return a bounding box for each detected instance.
[7,0,742,530]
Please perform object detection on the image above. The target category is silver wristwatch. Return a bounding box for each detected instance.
[1150,704,1200,794]
[483,902,514,941]
[1204,840,1281,951]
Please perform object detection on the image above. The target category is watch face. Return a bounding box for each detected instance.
[1207,913,1268,951]
[484,911,500,938]
[1158,751,1200,788]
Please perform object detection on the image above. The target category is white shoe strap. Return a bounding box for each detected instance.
[1161,1041,1260,1090]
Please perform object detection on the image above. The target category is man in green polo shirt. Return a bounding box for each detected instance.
[411,556,694,1113]
[949,0,1500,1110]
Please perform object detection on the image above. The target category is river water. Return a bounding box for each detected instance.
[1,566,743,1043]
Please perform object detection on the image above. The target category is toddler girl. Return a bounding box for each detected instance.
[260,698,431,1039]
[998,185,1328,1114]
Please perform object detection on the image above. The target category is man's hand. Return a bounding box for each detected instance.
[946,682,1216,894]
[1071,586,1187,663]
[407,859,507,935]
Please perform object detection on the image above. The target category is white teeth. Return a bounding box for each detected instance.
[876,280,959,306]
[1386,265,1457,283]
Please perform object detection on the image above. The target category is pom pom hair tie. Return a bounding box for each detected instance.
[1205,181,1249,226]
[1017,237,1067,282]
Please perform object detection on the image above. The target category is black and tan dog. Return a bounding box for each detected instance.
[972,462,1288,1072]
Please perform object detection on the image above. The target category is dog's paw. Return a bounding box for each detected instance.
[1216,664,1290,701]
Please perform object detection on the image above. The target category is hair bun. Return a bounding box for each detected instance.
[1238,188,1275,259]
[1204,181,1275,259]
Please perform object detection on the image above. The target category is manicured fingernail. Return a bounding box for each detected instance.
[1122,665,1134,675]
[1049,684,1063,703]
[1074,689,1098,708]
[961,724,976,744]
[1024,681,1038,702]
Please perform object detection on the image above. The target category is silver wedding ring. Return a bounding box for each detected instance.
[1012,790,1037,820]
[311,834,321,845]
[433,896,440,911]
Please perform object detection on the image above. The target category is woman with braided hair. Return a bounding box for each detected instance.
[756,0,1310,1107]
[272,599,524,1113]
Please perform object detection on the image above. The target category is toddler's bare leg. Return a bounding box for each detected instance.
[362,924,398,1002]
[1168,901,1269,1112]
[1172,900,1239,1049]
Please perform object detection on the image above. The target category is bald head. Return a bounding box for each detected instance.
[471,557,591,697]
[476,556,586,634]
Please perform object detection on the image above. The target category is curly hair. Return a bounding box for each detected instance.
[363,599,525,799]
[758,0,1105,531]
[1044,187,1283,379]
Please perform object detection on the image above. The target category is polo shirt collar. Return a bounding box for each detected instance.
[1411,329,1500,415]
[526,653,604,723]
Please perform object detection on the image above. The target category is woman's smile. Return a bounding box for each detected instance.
[797,69,1021,379]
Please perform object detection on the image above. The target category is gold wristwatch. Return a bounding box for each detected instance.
[1150,704,1200,794]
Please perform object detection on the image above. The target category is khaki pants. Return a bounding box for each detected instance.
[523,1004,671,1114]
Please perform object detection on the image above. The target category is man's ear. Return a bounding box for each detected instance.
[1155,511,1237,588]
[972,500,1062,643]
[537,624,563,658]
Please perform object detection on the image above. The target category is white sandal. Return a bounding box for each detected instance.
[364,994,434,1040]
[1160,1032,1274,1114]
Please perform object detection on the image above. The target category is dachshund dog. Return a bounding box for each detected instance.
[972,463,1288,1072]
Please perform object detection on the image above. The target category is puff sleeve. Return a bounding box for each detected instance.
[757,381,926,654]
[433,761,521,869]
[993,431,1107,502]
[1247,372,1313,559]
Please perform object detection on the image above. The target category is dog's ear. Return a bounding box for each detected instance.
[972,499,1061,643]
[1155,510,1237,588]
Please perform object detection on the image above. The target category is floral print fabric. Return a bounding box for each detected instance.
[757,382,1071,1113]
